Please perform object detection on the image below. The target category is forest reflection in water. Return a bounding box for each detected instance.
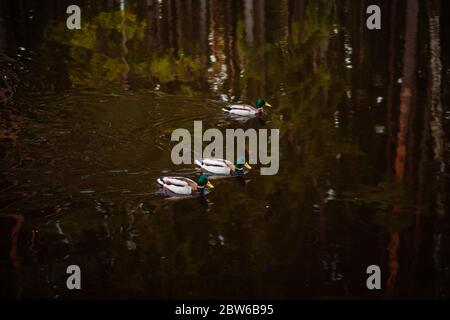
[0,0,449,299]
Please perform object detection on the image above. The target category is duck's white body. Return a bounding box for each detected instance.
[157,176,196,195]
[222,104,262,117]
[195,158,233,175]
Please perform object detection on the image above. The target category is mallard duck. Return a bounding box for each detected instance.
[195,157,252,176]
[157,175,214,196]
[222,98,272,116]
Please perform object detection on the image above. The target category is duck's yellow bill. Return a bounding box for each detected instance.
[265,102,272,108]
[206,181,214,189]
[244,162,252,170]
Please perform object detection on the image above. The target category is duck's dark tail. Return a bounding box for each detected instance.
[157,177,165,186]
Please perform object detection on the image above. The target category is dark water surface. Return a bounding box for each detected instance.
[1,0,449,299]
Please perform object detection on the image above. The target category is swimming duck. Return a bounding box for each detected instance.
[195,157,252,176]
[157,175,214,196]
[222,98,272,116]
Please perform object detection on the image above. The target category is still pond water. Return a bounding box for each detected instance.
[0,0,449,299]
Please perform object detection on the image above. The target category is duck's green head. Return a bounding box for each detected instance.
[235,156,252,170]
[198,175,214,189]
[256,98,272,109]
